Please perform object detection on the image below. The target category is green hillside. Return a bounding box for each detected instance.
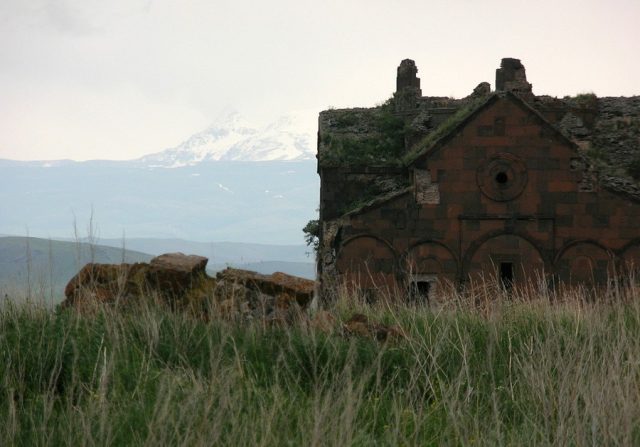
[208,260,315,279]
[4,286,640,444]
[0,236,152,301]
[0,237,316,303]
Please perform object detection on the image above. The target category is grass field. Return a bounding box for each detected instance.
[3,279,640,446]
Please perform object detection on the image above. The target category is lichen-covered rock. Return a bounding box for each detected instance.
[62,253,216,311]
[149,253,208,273]
[63,262,152,309]
[63,257,318,321]
[212,268,316,324]
[146,253,210,301]
[215,268,315,308]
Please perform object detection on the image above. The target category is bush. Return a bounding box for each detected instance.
[320,99,406,166]
[303,219,320,253]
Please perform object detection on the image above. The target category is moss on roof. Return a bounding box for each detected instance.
[339,176,411,215]
[318,99,406,167]
[401,95,492,165]
[319,91,640,203]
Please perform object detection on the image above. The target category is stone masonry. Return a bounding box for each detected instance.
[316,58,640,300]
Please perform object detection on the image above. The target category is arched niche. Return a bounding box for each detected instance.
[336,235,397,293]
[406,241,458,301]
[467,234,546,286]
[556,242,614,286]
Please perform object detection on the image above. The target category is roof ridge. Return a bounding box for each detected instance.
[402,94,498,166]
[343,186,412,217]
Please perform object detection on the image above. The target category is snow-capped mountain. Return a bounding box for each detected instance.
[139,109,318,167]
[0,108,321,247]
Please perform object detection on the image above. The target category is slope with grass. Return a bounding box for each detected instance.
[3,280,640,445]
[0,236,316,304]
[0,236,153,301]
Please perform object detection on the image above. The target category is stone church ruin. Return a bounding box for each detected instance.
[316,57,640,300]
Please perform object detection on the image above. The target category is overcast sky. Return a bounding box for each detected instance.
[1,0,639,161]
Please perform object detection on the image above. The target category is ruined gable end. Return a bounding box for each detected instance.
[316,57,640,301]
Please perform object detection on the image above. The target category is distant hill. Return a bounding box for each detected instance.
[0,160,318,244]
[208,261,315,279]
[72,237,317,278]
[89,237,313,264]
[0,110,320,244]
[0,236,316,303]
[0,236,153,301]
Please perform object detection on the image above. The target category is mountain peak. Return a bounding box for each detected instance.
[206,109,252,132]
[139,108,318,167]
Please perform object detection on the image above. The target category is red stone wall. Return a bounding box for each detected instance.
[332,96,640,293]
[335,235,399,296]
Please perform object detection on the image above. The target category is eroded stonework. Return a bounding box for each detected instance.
[414,169,440,205]
[316,58,640,300]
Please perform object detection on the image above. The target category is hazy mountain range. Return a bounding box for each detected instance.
[0,109,320,245]
[0,236,153,301]
[139,109,318,167]
[0,236,315,302]
[0,110,319,294]
[72,236,315,278]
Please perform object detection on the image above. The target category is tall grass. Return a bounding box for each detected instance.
[3,279,640,445]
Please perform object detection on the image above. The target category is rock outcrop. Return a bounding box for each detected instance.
[63,252,215,310]
[146,253,210,300]
[63,253,316,319]
[62,254,412,343]
[213,267,315,323]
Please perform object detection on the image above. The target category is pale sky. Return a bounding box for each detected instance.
[1,0,639,161]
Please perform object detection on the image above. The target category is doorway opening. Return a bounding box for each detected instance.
[412,281,431,300]
[409,274,437,303]
[500,262,514,290]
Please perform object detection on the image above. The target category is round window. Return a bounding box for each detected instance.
[476,153,528,201]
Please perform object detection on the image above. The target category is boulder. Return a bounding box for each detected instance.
[62,255,318,320]
[63,262,150,309]
[149,253,208,273]
[215,268,315,308]
[62,253,216,311]
[213,268,315,323]
[146,253,210,300]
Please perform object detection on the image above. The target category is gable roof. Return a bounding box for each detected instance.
[402,94,499,166]
[322,90,640,222]
[404,91,581,167]
[403,92,640,203]
[343,187,412,218]
[601,174,640,203]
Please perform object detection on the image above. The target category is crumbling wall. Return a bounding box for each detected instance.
[495,58,533,97]
[316,57,640,298]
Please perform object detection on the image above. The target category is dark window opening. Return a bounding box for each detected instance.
[410,281,431,302]
[495,172,508,184]
[500,262,514,290]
